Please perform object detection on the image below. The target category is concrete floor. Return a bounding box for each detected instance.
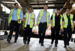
[0,37,75,51]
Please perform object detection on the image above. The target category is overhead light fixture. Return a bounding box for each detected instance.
[46,1,48,3]
[48,4,55,6]
[72,3,75,9]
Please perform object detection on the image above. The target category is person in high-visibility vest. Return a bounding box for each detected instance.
[7,3,23,43]
[51,8,63,47]
[36,4,50,46]
[63,8,74,48]
[22,6,35,44]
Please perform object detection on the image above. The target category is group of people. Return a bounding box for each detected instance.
[7,3,75,48]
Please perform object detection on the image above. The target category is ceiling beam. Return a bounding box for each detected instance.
[24,0,30,6]
[17,0,26,7]
[70,0,75,2]
[0,1,11,9]
[30,0,66,2]
[32,6,63,9]
[31,3,64,5]
[30,1,66,4]
[60,0,72,14]
[32,4,63,7]
[3,3,14,5]
[0,0,15,2]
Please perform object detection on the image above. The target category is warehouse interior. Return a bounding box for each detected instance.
[0,0,75,51]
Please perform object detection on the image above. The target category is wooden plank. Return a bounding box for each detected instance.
[70,0,75,2]
[1,0,15,1]
[0,5,2,11]
[17,0,26,7]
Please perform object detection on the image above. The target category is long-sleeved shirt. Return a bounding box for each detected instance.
[36,10,50,23]
[8,8,23,23]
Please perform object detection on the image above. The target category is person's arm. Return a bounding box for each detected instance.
[8,11,11,26]
[62,21,64,32]
[23,13,26,25]
[22,13,26,29]
[73,17,75,27]
[33,18,35,26]
[22,17,26,29]
[23,18,26,25]
[33,14,35,26]
[73,21,74,28]
[8,11,11,23]
[48,13,50,27]
[36,12,40,26]
[20,10,23,20]
[51,15,53,28]
[72,16,75,31]
[62,17,64,28]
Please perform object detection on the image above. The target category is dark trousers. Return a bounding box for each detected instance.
[39,22,47,43]
[23,25,32,43]
[8,21,20,41]
[51,27,60,44]
[64,26,72,46]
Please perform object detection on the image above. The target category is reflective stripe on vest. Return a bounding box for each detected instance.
[9,9,21,24]
[52,13,63,29]
[38,10,50,26]
[24,13,34,28]
[64,14,73,28]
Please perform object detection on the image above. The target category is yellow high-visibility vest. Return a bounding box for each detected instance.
[24,13,35,28]
[63,14,73,28]
[38,10,50,26]
[9,9,21,24]
[52,13,63,29]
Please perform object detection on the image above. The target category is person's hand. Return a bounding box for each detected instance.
[18,19,21,21]
[72,28,74,32]
[47,26,49,29]
[22,25,24,29]
[8,23,10,27]
[33,24,35,27]
[36,23,38,26]
[52,25,54,28]
[61,28,63,32]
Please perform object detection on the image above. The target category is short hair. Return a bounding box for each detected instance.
[14,3,18,6]
[57,8,60,10]
[28,6,33,9]
[28,6,33,11]
[44,4,48,7]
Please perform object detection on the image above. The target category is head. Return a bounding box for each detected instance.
[66,8,70,14]
[14,3,19,9]
[28,6,33,13]
[56,8,60,14]
[44,4,48,11]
